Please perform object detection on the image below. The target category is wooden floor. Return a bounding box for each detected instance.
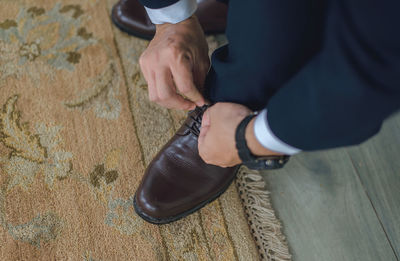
[260,112,400,261]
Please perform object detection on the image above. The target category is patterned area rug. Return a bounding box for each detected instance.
[0,0,290,260]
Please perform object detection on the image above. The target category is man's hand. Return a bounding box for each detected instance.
[139,16,209,110]
[198,103,283,167]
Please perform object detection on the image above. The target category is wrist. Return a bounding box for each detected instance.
[245,118,283,157]
[155,15,198,31]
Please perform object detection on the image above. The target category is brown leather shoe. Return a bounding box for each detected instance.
[134,106,239,224]
[111,0,228,40]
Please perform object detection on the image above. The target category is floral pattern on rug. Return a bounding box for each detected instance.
[0,95,147,249]
[0,0,266,260]
[7,211,63,247]
[0,94,167,260]
[0,3,122,119]
[0,95,67,247]
[64,62,121,120]
[0,96,73,192]
[0,3,96,71]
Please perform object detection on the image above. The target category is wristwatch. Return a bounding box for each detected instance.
[235,113,290,170]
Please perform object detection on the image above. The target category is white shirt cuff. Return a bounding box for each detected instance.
[145,0,197,25]
[254,109,302,155]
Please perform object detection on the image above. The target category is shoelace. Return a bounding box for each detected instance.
[185,112,202,137]
[185,105,209,137]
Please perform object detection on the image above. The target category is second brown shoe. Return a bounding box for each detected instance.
[134,106,239,224]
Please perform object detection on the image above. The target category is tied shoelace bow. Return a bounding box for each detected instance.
[185,105,209,137]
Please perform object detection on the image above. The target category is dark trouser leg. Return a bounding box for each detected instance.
[205,0,325,111]
[205,0,400,150]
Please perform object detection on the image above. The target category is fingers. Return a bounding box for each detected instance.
[155,69,195,110]
[141,54,196,110]
[140,51,203,110]
[139,22,209,110]
[171,54,206,107]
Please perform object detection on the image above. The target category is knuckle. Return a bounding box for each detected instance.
[179,50,191,61]
[140,52,159,66]
[166,44,191,61]
[177,52,192,66]
[166,44,180,57]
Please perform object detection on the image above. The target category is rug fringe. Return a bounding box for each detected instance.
[235,166,292,261]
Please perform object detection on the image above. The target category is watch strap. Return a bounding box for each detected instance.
[235,114,290,170]
[235,114,257,162]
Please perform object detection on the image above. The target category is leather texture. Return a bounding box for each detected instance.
[111,0,228,40]
[134,106,239,224]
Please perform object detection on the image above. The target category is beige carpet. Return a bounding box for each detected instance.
[0,1,290,260]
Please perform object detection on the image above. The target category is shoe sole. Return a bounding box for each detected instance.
[133,168,238,225]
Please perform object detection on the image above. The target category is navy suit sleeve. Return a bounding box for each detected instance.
[138,0,180,9]
[266,0,400,151]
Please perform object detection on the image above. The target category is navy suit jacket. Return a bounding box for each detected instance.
[139,0,400,151]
